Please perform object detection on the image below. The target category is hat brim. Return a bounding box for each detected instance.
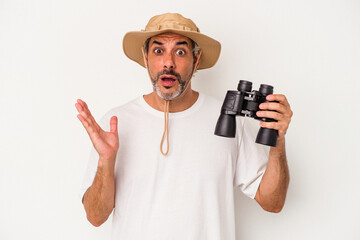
[123,29,221,70]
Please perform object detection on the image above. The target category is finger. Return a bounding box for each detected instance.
[75,102,83,113]
[256,110,283,121]
[78,99,91,113]
[260,121,279,129]
[76,100,99,130]
[266,94,291,108]
[77,113,94,131]
[76,105,91,121]
[75,102,92,123]
[260,121,288,137]
[110,116,118,133]
[77,99,86,109]
[259,102,288,114]
[77,114,100,141]
[260,121,284,134]
[76,104,100,135]
[76,100,90,117]
[80,99,91,114]
[82,99,89,109]
[77,99,93,116]
[77,113,85,122]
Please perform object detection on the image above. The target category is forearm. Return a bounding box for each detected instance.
[256,137,289,212]
[83,157,115,227]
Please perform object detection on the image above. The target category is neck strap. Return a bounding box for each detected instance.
[141,47,202,156]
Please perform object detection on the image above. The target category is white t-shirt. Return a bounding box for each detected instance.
[80,93,269,240]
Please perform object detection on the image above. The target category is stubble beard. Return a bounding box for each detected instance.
[151,69,190,101]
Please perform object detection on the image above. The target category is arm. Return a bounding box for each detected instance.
[82,157,116,227]
[254,94,293,213]
[75,99,119,226]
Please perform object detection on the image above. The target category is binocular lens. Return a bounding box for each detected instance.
[214,114,236,137]
[259,84,273,96]
[256,127,278,147]
[238,80,252,92]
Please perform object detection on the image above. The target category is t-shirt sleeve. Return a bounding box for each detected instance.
[78,111,113,203]
[233,117,270,199]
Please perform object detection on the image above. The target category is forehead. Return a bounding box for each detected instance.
[149,33,192,46]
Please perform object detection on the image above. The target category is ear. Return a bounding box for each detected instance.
[141,47,149,69]
[193,51,202,70]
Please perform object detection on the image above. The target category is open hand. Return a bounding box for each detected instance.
[75,99,119,166]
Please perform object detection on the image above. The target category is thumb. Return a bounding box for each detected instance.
[110,116,118,133]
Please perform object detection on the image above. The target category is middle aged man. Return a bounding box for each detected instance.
[76,13,293,240]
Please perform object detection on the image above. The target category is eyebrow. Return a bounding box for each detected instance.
[151,40,189,46]
[152,40,163,46]
[176,41,188,46]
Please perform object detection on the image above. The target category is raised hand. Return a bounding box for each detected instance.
[75,99,119,168]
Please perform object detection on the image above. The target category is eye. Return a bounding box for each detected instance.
[154,48,163,54]
[176,49,186,56]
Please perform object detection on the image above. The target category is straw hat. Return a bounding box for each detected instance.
[123,13,221,70]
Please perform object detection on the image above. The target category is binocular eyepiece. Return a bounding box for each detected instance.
[214,80,278,147]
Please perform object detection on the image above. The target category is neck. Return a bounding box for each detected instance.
[143,87,199,113]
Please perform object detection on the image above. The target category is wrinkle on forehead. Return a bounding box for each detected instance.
[150,33,192,45]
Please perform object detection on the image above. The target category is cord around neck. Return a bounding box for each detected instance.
[141,47,202,156]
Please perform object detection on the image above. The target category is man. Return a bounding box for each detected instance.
[76,13,293,239]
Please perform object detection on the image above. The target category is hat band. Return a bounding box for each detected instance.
[144,23,198,32]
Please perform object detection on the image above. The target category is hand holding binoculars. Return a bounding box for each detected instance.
[214,80,278,147]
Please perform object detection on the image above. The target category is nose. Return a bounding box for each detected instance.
[163,52,175,69]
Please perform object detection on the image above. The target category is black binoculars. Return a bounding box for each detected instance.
[214,80,278,147]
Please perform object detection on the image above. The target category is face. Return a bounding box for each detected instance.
[145,33,197,101]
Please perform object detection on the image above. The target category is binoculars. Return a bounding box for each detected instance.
[214,80,278,147]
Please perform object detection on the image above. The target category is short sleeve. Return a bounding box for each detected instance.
[233,117,269,199]
[78,111,113,203]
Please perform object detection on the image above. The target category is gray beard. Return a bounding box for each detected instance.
[153,81,186,101]
[150,70,188,101]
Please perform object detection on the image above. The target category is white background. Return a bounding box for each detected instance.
[1,0,359,239]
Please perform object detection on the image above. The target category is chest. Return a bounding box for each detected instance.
[115,116,238,186]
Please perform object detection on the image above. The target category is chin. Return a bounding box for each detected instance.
[156,87,182,101]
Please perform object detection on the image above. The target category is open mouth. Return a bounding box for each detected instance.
[160,75,177,87]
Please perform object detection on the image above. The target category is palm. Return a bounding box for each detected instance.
[75,99,119,160]
[92,125,119,159]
